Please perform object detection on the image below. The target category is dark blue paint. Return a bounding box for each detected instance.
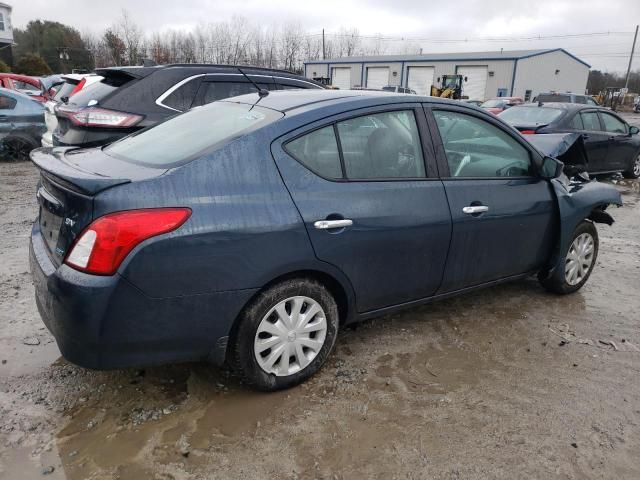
[29,90,620,370]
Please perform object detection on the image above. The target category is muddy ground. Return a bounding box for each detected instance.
[1,132,640,478]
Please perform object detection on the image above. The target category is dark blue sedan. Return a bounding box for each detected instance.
[30,90,622,390]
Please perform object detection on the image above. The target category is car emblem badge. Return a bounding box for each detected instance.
[65,218,75,227]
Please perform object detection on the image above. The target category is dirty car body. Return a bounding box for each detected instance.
[29,90,622,387]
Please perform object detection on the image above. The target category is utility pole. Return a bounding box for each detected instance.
[624,24,638,90]
[322,29,325,60]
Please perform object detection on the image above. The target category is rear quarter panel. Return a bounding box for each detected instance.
[93,127,326,299]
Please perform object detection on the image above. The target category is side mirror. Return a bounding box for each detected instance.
[629,126,639,135]
[540,156,564,179]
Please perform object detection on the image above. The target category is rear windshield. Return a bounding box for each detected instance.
[536,94,571,103]
[499,106,565,125]
[53,81,79,102]
[68,76,131,107]
[104,101,283,167]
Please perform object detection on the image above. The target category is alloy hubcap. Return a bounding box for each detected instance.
[254,296,327,377]
[565,233,595,286]
[633,156,640,176]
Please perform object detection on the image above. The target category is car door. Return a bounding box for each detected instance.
[599,111,636,172]
[427,106,557,292]
[579,110,609,172]
[271,104,452,313]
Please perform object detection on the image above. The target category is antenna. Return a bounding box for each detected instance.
[237,67,269,98]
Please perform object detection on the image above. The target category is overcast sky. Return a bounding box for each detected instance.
[11,0,640,72]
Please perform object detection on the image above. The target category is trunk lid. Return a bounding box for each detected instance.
[31,147,167,265]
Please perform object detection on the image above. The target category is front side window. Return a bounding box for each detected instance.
[433,110,532,178]
[337,110,425,179]
[600,112,627,134]
[285,126,342,179]
[580,112,602,131]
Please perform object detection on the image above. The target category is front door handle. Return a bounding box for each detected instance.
[314,219,353,230]
[462,205,489,214]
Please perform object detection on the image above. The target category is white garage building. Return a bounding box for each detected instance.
[304,49,590,102]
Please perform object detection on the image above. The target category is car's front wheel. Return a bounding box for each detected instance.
[539,221,599,294]
[622,153,640,179]
[228,278,339,391]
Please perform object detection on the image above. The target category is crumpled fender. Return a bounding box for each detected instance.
[544,178,623,276]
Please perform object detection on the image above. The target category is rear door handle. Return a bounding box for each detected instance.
[314,219,353,230]
[462,206,489,214]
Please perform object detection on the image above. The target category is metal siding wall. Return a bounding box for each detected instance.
[305,64,329,79]
[512,51,589,100]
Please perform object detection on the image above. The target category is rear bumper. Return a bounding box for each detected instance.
[29,223,257,369]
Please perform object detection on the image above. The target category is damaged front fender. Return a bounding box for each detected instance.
[543,177,623,277]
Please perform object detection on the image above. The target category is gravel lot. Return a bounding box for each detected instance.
[1,116,640,479]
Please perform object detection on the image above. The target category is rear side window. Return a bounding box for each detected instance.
[161,77,202,111]
[192,81,272,107]
[105,102,283,167]
[581,112,602,131]
[574,96,587,104]
[600,112,627,134]
[285,126,342,178]
[0,93,17,110]
[337,110,425,179]
[570,114,584,130]
[433,110,532,178]
[537,94,571,103]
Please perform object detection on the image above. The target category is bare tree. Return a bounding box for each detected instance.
[116,10,144,65]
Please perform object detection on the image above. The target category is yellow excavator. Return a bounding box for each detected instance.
[431,74,464,99]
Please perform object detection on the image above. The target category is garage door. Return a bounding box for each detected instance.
[332,67,351,89]
[366,67,389,90]
[457,66,488,101]
[407,66,435,96]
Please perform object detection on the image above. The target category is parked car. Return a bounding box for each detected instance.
[382,86,417,94]
[499,103,640,178]
[31,90,621,391]
[41,74,103,148]
[52,64,325,148]
[481,97,524,115]
[534,92,600,106]
[0,88,46,161]
[0,74,54,103]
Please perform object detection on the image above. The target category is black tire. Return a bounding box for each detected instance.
[622,153,640,179]
[0,134,38,162]
[538,221,599,295]
[228,278,339,391]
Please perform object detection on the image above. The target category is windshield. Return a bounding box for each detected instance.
[481,99,506,108]
[499,106,565,125]
[105,101,283,168]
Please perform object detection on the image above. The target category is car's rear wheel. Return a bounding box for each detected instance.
[1,135,37,162]
[622,153,640,179]
[228,278,338,391]
[539,221,599,294]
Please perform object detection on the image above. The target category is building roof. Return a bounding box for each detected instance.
[305,48,590,68]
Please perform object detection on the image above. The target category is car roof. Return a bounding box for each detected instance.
[0,86,45,104]
[511,102,601,112]
[223,89,474,114]
[95,64,324,85]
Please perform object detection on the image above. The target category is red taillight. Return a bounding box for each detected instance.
[520,130,537,135]
[69,78,87,97]
[65,208,192,275]
[59,106,143,128]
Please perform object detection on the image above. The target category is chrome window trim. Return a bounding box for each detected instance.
[155,73,322,112]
